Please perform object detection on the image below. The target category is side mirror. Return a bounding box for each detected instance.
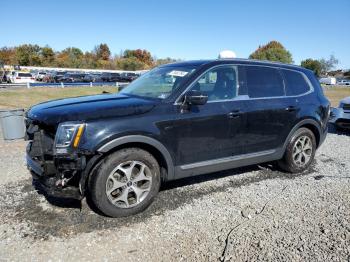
[184,90,208,106]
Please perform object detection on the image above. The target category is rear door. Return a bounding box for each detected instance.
[239,65,298,154]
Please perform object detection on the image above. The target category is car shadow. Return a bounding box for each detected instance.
[327,123,350,136]
[32,180,82,209]
[32,160,310,215]
[14,161,318,239]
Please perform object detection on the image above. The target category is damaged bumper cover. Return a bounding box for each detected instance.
[26,142,85,200]
[30,169,82,200]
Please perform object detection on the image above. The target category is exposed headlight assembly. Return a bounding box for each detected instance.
[54,123,85,153]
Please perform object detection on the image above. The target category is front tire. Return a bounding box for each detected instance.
[89,148,161,217]
[278,127,316,173]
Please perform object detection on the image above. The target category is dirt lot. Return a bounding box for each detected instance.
[0,126,349,261]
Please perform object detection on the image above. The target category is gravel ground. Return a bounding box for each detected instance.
[0,126,349,261]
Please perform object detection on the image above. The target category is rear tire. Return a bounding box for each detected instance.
[278,128,316,173]
[89,148,161,217]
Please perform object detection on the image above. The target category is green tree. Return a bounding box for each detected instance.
[0,47,17,65]
[94,43,111,61]
[155,57,178,66]
[319,55,339,75]
[249,41,293,64]
[300,58,323,77]
[56,47,83,68]
[123,49,153,67]
[115,57,146,70]
[81,51,98,69]
[40,46,55,66]
[15,44,42,66]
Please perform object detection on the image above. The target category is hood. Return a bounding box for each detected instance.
[26,93,158,127]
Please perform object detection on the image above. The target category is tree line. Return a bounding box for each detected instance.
[0,44,178,71]
[248,41,342,77]
[0,41,346,77]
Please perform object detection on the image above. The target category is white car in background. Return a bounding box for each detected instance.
[337,80,350,86]
[319,77,336,85]
[35,71,47,81]
[9,72,35,83]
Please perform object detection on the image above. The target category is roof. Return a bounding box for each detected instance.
[161,58,309,72]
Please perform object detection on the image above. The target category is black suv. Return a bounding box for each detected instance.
[25,59,330,217]
[101,72,121,82]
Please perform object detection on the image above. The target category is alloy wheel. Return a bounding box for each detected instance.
[292,135,313,167]
[105,160,152,208]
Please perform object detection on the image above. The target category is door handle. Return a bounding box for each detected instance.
[228,110,241,118]
[285,106,297,112]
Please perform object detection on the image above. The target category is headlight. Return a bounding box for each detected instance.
[55,123,85,149]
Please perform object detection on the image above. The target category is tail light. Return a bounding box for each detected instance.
[31,77,35,80]
[16,77,21,79]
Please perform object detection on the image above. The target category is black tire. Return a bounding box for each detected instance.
[89,148,161,217]
[278,127,316,173]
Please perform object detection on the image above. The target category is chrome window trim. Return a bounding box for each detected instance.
[174,64,314,105]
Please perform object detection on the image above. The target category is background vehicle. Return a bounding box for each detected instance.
[58,73,86,83]
[51,71,68,82]
[9,72,35,83]
[329,96,350,130]
[338,79,350,86]
[83,73,103,82]
[0,63,4,83]
[25,59,329,217]
[101,72,121,82]
[120,72,139,82]
[319,77,336,85]
[35,72,47,81]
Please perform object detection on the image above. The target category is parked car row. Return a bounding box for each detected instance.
[1,71,35,84]
[40,71,140,83]
[1,70,141,84]
[319,77,350,86]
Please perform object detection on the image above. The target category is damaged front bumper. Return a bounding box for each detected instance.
[26,142,85,200]
[29,168,82,199]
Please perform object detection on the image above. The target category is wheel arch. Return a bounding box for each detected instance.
[79,135,174,197]
[97,135,174,181]
[283,119,322,151]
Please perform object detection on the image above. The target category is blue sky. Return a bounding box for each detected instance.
[1,0,349,68]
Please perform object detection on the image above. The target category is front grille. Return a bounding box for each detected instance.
[26,124,56,176]
[30,131,54,158]
[343,104,350,111]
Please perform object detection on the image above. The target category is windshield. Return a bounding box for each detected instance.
[121,66,197,99]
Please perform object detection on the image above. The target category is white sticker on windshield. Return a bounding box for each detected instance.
[167,70,188,77]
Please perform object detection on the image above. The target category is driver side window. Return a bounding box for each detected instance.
[190,66,238,101]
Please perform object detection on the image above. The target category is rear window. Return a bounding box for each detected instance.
[18,73,32,77]
[245,66,284,98]
[282,69,310,96]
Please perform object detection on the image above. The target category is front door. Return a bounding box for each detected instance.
[174,65,244,165]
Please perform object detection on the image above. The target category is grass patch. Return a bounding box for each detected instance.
[322,86,350,106]
[0,85,349,110]
[0,86,118,109]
